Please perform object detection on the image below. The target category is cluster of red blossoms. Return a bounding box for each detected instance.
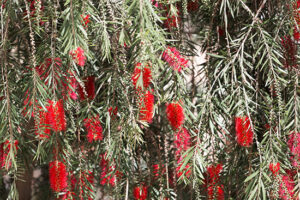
[99,154,122,187]
[162,47,188,72]
[81,14,91,29]
[133,184,148,200]
[83,115,103,143]
[35,99,66,139]
[166,102,185,130]
[174,128,191,178]
[206,164,224,200]
[269,162,280,176]
[281,36,297,68]
[132,63,154,123]
[293,0,300,40]
[24,0,45,25]
[49,160,68,192]
[279,170,297,200]
[78,76,96,101]
[235,116,254,147]
[70,47,86,67]
[67,171,94,200]
[287,132,300,167]
[0,140,18,169]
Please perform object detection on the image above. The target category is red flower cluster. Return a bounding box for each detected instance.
[133,184,148,200]
[108,106,118,117]
[132,63,152,90]
[269,162,280,176]
[99,154,121,187]
[35,99,66,138]
[24,0,45,25]
[70,47,86,67]
[162,47,188,72]
[166,102,185,130]
[83,115,103,143]
[281,36,297,68]
[138,90,154,123]
[174,128,191,158]
[176,156,191,179]
[235,116,253,147]
[206,164,224,200]
[49,160,68,192]
[279,171,296,200]
[81,14,91,29]
[187,0,199,12]
[69,171,94,200]
[78,76,95,101]
[293,1,300,40]
[0,140,18,169]
[67,71,78,100]
[287,132,300,167]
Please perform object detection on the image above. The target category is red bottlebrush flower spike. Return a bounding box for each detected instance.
[99,154,119,187]
[166,102,185,130]
[0,140,18,169]
[162,47,188,72]
[287,132,300,167]
[207,164,223,185]
[235,116,254,147]
[294,27,300,41]
[138,90,154,123]
[49,160,68,192]
[281,35,297,68]
[47,100,67,132]
[83,115,103,143]
[35,109,51,139]
[187,0,199,12]
[269,162,280,176]
[206,164,224,200]
[164,6,180,30]
[176,156,191,179]
[70,47,86,67]
[67,71,78,100]
[174,128,191,159]
[81,14,90,28]
[132,63,152,90]
[133,184,148,200]
[279,172,295,200]
[78,76,95,101]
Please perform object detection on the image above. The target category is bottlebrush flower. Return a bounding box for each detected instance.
[162,47,188,72]
[83,115,103,143]
[138,90,154,123]
[81,14,90,28]
[35,109,51,139]
[269,162,280,176]
[70,47,86,67]
[279,172,295,200]
[133,184,148,200]
[281,35,297,68]
[164,6,180,30]
[235,116,253,147]
[99,154,120,187]
[174,128,191,159]
[287,132,300,167]
[108,106,118,117]
[207,164,223,185]
[68,74,78,100]
[49,160,68,192]
[176,156,191,178]
[294,27,300,41]
[166,102,185,130]
[47,99,67,132]
[0,140,18,169]
[78,76,95,101]
[187,0,199,12]
[206,164,224,200]
[132,63,152,90]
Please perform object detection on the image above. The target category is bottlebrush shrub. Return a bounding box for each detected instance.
[0,140,18,169]
[78,76,95,101]
[138,90,154,123]
[281,36,297,68]
[133,184,148,200]
[287,132,300,167]
[49,160,68,192]
[132,63,152,90]
[269,162,280,176]
[162,47,188,72]
[166,102,185,130]
[70,47,86,67]
[235,116,253,147]
[83,115,103,143]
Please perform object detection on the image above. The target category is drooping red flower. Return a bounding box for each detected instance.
[67,71,78,100]
[164,6,181,30]
[49,160,68,192]
[294,27,300,41]
[279,172,295,200]
[174,128,191,158]
[281,35,297,68]
[207,164,223,185]
[78,76,95,101]
[138,90,154,123]
[235,116,253,147]
[132,63,152,90]
[108,106,118,117]
[206,164,224,200]
[162,47,188,72]
[70,47,86,67]
[0,140,18,169]
[35,109,51,138]
[47,99,67,132]
[83,115,103,143]
[287,132,300,167]
[99,154,121,187]
[133,184,148,200]
[166,102,185,130]
[81,14,91,28]
[269,162,280,176]
[176,156,191,179]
